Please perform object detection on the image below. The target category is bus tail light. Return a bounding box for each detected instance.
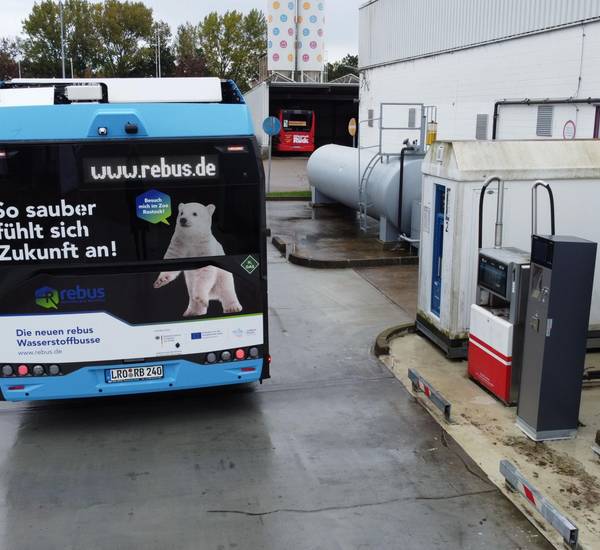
[241,367,255,373]
[235,349,245,360]
[32,365,45,376]
[227,145,246,153]
[0,150,6,158]
[8,385,25,391]
[17,365,29,376]
[2,365,13,376]
[48,365,61,376]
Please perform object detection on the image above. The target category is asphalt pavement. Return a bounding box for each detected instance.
[0,246,551,550]
[263,157,310,192]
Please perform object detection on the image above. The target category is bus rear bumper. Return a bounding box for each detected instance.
[0,358,263,402]
[275,144,315,153]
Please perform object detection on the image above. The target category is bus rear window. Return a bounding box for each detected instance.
[0,140,261,267]
[282,111,313,132]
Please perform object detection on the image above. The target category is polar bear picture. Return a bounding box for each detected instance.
[153,202,243,317]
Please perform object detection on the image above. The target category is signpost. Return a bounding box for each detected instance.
[263,116,282,194]
[348,117,357,148]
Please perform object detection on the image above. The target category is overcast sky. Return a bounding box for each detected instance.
[1,0,360,62]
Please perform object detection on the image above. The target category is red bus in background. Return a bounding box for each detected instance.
[274,109,316,153]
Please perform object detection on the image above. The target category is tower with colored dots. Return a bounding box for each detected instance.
[267,0,325,76]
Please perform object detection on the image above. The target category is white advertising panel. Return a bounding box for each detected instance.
[297,1,325,71]
[267,1,297,71]
[0,312,264,364]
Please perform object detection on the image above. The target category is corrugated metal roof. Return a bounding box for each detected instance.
[359,0,600,69]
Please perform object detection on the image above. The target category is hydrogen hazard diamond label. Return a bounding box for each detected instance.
[241,256,259,274]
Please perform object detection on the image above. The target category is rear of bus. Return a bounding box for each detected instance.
[274,109,316,153]
[0,78,269,402]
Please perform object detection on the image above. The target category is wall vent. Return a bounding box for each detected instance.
[368,109,374,128]
[536,105,554,137]
[476,114,488,140]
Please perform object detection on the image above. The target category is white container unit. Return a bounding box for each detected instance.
[417,140,600,357]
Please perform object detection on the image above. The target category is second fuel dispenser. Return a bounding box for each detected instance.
[468,180,555,405]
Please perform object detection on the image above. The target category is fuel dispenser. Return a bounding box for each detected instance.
[517,233,597,441]
[468,180,556,405]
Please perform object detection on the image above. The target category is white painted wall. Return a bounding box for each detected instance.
[244,82,270,153]
[359,22,600,149]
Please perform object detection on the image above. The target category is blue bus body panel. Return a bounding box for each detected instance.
[0,103,255,142]
[0,359,262,402]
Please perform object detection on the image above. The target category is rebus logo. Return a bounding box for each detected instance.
[35,285,106,309]
[35,287,60,310]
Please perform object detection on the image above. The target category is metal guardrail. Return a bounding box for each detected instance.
[407,368,451,421]
[500,459,578,548]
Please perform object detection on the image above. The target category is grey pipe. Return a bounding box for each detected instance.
[477,176,504,249]
[495,177,505,248]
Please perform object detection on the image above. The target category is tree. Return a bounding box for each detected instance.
[240,9,267,88]
[174,23,205,77]
[21,0,65,77]
[94,0,154,76]
[135,21,176,77]
[21,0,101,78]
[199,10,266,92]
[65,0,102,76]
[326,54,359,82]
[0,38,20,80]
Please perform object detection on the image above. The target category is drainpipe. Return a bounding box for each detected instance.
[492,97,600,140]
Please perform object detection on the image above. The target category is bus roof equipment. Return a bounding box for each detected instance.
[1,77,226,106]
[0,78,252,142]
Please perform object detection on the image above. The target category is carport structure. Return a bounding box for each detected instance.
[245,77,359,156]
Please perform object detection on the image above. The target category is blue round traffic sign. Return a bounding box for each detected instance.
[263,116,282,136]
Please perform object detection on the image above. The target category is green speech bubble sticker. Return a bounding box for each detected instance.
[136,190,172,225]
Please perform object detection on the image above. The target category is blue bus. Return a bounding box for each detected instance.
[0,78,269,401]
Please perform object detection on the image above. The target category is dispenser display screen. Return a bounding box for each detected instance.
[478,255,508,299]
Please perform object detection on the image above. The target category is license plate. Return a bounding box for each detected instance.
[106,365,164,383]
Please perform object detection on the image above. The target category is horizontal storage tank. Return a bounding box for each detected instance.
[307,144,424,238]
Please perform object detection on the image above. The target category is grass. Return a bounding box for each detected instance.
[266,190,312,199]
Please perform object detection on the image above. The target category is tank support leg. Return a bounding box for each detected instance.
[311,187,337,206]
[379,215,399,244]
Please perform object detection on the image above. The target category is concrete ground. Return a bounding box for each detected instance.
[269,201,413,265]
[0,247,550,549]
[264,156,310,192]
[384,332,600,549]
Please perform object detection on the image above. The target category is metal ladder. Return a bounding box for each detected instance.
[357,103,432,232]
[358,152,382,231]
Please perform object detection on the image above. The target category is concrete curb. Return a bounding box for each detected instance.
[373,322,417,356]
[271,235,287,254]
[271,236,419,269]
[266,196,311,202]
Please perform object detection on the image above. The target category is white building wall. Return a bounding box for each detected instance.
[244,82,270,153]
[359,22,600,149]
